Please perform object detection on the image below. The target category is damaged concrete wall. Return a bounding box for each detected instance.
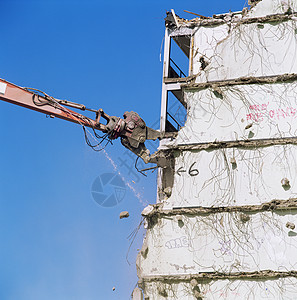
[177,81,297,144]
[139,210,297,275]
[141,277,297,299]
[185,0,297,81]
[136,0,297,299]
[138,207,297,299]
[195,18,297,82]
[165,146,297,208]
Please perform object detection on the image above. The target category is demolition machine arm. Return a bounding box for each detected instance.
[0,78,176,166]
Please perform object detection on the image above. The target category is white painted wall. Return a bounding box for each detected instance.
[175,82,297,145]
[192,25,229,76]
[164,146,297,208]
[193,15,297,82]
[138,211,297,275]
[248,0,297,18]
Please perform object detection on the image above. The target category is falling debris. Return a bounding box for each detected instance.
[119,211,129,219]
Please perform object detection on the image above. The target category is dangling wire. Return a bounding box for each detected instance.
[24,87,114,152]
[82,125,113,152]
[135,156,148,177]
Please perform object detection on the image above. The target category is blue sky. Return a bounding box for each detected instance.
[0,1,246,299]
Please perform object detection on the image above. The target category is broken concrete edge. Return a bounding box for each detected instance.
[131,287,143,300]
[139,270,297,284]
[175,11,297,28]
[182,73,297,90]
[248,0,262,7]
[141,205,156,216]
[238,11,297,25]
[159,136,297,152]
[141,198,297,218]
[163,74,197,84]
[149,149,176,170]
[174,11,242,27]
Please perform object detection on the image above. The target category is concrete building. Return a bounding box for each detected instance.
[135,0,297,298]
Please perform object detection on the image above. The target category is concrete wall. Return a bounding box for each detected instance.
[166,146,297,208]
[177,82,297,144]
[142,278,297,300]
[138,211,297,276]
[193,0,297,82]
[136,0,297,298]
[248,0,297,17]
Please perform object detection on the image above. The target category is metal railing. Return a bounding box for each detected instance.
[166,111,182,131]
[169,58,186,78]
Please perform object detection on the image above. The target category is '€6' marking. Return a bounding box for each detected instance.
[176,162,199,177]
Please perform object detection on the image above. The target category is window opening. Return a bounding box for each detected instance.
[166,90,187,132]
[168,35,190,79]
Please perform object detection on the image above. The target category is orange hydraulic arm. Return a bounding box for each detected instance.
[0,78,176,167]
[0,78,106,131]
